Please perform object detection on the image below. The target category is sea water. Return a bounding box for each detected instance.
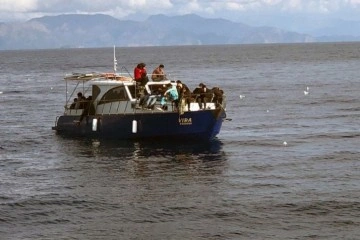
[0,43,359,239]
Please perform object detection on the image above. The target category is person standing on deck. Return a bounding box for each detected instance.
[134,63,149,99]
[176,80,191,111]
[75,92,86,109]
[161,83,179,111]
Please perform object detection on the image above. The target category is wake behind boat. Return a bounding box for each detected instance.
[52,49,227,140]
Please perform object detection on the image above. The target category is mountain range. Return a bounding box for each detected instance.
[0,13,359,50]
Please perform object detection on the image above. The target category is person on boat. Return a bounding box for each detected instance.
[77,95,95,125]
[151,64,166,81]
[161,83,179,111]
[134,63,149,86]
[211,87,224,107]
[138,93,148,109]
[75,92,86,109]
[176,80,192,111]
[70,98,77,109]
[145,87,164,109]
[134,63,143,80]
[193,83,209,109]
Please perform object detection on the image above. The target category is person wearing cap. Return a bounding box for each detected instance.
[151,64,166,81]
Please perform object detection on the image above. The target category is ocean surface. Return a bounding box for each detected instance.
[0,43,359,240]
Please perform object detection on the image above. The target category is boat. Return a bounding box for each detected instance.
[52,49,227,141]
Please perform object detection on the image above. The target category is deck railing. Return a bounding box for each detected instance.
[64,92,224,116]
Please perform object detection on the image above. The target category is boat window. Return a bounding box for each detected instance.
[92,85,101,100]
[98,86,128,105]
[128,85,136,98]
[147,84,166,95]
[149,84,165,93]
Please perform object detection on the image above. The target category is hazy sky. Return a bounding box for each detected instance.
[1,0,360,23]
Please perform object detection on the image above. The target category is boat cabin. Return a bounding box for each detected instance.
[63,73,222,117]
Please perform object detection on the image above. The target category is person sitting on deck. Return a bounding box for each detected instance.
[211,87,224,107]
[193,83,209,110]
[151,64,166,81]
[145,87,164,109]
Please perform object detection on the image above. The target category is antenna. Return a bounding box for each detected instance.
[113,45,117,73]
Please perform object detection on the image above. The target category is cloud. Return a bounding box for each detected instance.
[0,0,38,12]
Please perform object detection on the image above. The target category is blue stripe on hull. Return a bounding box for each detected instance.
[54,109,225,140]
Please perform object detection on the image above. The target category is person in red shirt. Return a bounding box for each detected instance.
[134,63,143,80]
[134,63,148,86]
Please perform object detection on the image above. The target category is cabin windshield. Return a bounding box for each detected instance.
[127,85,136,98]
[92,85,101,100]
[98,86,129,105]
[148,84,164,93]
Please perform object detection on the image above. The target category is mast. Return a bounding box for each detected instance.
[113,45,117,73]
